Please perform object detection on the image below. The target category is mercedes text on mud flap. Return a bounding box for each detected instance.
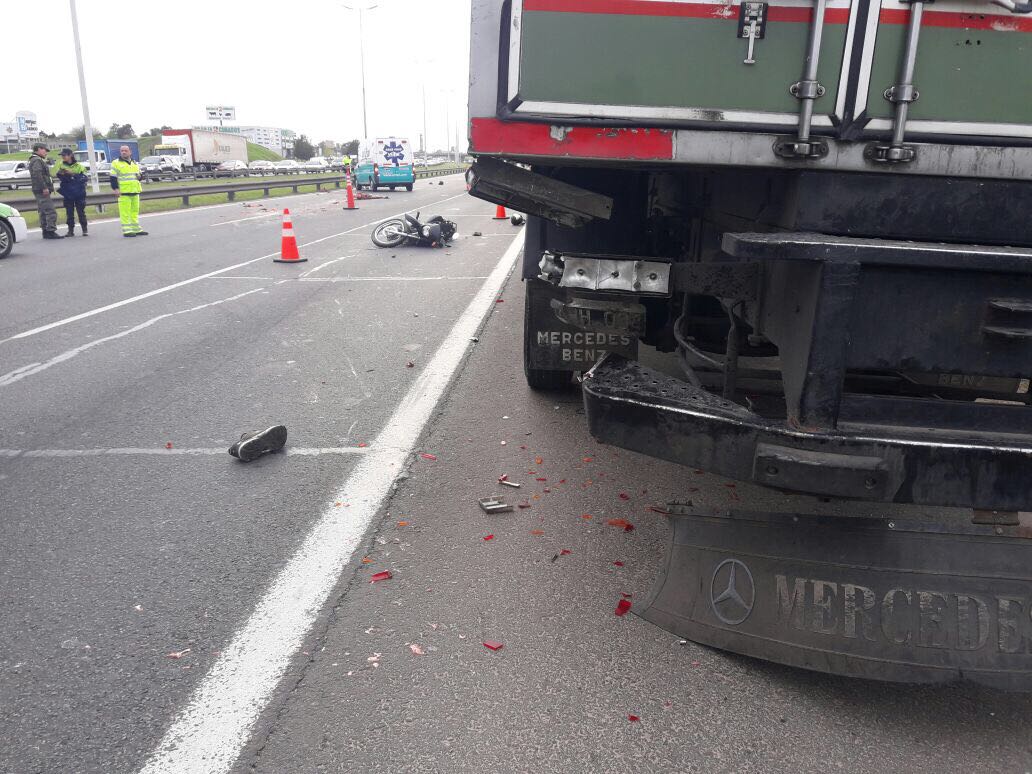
[467,0,1032,685]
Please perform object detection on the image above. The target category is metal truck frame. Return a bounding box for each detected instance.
[468,0,1032,687]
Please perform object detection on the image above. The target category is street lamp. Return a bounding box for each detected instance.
[69,0,100,193]
[341,1,377,139]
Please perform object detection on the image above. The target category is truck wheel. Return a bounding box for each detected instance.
[523,285,571,391]
[0,220,13,259]
[389,186,396,191]
[405,184,413,192]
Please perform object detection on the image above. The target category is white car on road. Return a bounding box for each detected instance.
[0,201,29,258]
[0,160,31,190]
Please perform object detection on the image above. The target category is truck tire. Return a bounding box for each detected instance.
[523,285,571,391]
[0,220,13,258]
[405,184,413,192]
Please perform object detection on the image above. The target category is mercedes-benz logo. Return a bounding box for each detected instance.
[710,558,755,626]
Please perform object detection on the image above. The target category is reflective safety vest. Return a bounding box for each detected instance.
[111,158,143,194]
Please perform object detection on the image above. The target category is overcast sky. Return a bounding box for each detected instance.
[3,0,472,151]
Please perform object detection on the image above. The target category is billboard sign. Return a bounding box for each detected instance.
[16,111,38,138]
[205,106,236,121]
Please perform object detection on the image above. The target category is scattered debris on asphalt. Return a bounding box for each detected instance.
[408,644,425,656]
[613,561,625,567]
[165,442,173,449]
[483,641,504,651]
[472,231,482,237]
[615,599,632,617]
[420,452,437,461]
[628,715,641,723]
[606,518,635,532]
[166,648,191,659]
[509,213,526,226]
[483,534,495,541]
[479,497,513,514]
[370,571,393,583]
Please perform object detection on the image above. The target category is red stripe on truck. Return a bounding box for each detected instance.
[524,0,851,24]
[470,118,674,160]
[880,7,1032,31]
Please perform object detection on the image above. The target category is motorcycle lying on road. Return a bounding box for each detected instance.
[371,211,457,249]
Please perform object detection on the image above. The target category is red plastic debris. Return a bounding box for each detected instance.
[536,477,547,482]
[370,571,393,583]
[560,479,567,484]
[535,457,543,465]
[483,534,495,541]
[583,457,593,463]
[530,529,544,536]
[419,453,437,461]
[606,518,635,532]
[581,514,593,520]
[519,445,527,450]
[483,641,504,651]
[498,474,509,482]
[615,599,632,617]
[618,492,631,501]
[357,442,368,448]
[495,298,505,303]
[628,715,641,723]
[165,442,173,449]
[560,549,572,556]
[613,561,625,567]
[517,503,532,509]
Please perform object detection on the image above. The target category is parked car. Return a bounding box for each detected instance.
[302,157,331,173]
[0,160,31,190]
[214,160,249,178]
[0,201,28,259]
[249,160,275,175]
[274,159,301,175]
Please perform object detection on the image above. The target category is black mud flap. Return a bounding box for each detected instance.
[640,507,1032,689]
[526,279,638,371]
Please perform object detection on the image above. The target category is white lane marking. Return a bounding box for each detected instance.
[0,447,370,459]
[206,276,275,280]
[210,212,281,227]
[137,230,523,774]
[0,288,265,388]
[2,193,469,346]
[297,275,490,283]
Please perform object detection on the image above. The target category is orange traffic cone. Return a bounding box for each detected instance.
[493,204,508,220]
[344,170,358,210]
[274,209,307,263]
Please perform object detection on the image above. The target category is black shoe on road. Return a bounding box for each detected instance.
[42,231,64,239]
[123,233,137,238]
[136,230,149,236]
[81,230,88,237]
[228,425,288,462]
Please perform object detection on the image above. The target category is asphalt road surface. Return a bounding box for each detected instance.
[2,176,1030,774]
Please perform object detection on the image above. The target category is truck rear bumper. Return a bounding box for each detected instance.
[583,354,1032,511]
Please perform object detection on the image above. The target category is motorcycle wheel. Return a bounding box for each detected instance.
[371,219,408,248]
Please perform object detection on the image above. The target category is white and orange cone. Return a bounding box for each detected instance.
[274,208,307,263]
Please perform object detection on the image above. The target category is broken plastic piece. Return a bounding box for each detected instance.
[615,599,632,617]
[370,571,393,583]
[613,561,625,567]
[619,493,631,501]
[530,529,545,536]
[500,480,521,489]
[165,442,173,449]
[517,502,531,509]
[166,648,191,659]
[479,497,513,514]
[606,518,635,532]
[484,534,495,541]
[409,644,425,656]
[483,641,504,651]
[420,453,437,461]
[628,715,641,723]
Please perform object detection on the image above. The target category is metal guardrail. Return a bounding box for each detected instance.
[3,166,465,210]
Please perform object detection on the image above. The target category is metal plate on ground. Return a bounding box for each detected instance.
[639,507,1032,689]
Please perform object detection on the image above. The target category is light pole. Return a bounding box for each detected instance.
[69,0,99,193]
[342,2,377,138]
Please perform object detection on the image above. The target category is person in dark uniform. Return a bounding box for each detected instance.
[53,148,89,237]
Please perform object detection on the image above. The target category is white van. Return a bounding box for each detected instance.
[355,137,415,191]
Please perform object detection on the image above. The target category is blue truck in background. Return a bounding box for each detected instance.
[75,139,140,170]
